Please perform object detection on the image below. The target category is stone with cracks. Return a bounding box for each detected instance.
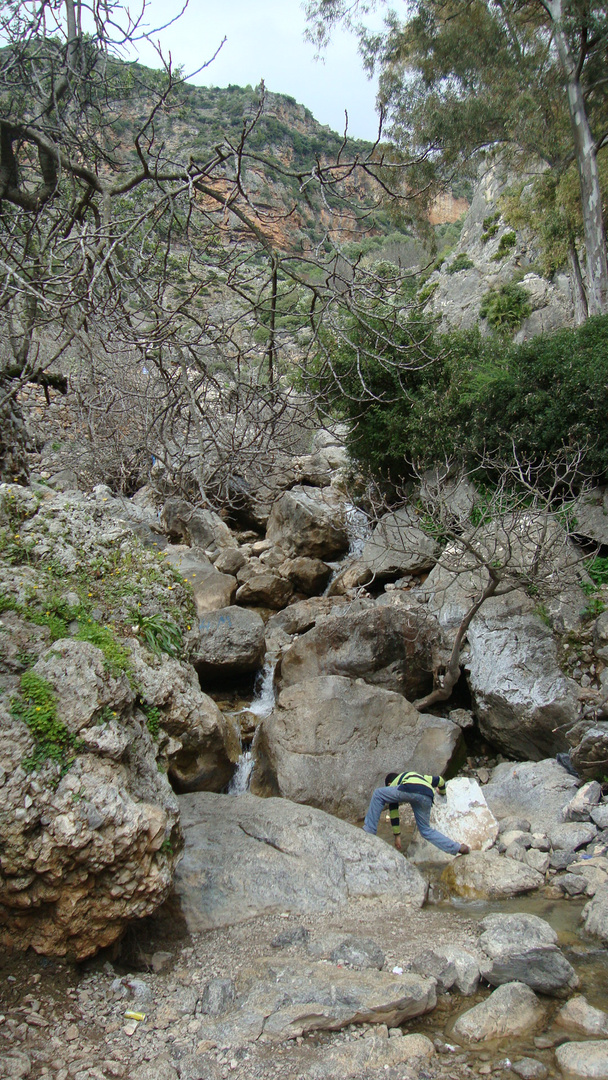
[484,759,579,835]
[465,614,580,760]
[0,642,181,959]
[266,486,349,560]
[451,982,545,1044]
[571,724,608,779]
[555,1041,608,1079]
[581,882,608,945]
[277,602,438,700]
[407,778,498,864]
[191,606,266,679]
[563,782,603,820]
[173,792,428,932]
[160,497,237,553]
[548,822,597,850]
[477,913,578,996]
[556,996,608,1037]
[195,956,437,1046]
[359,507,439,579]
[250,675,462,819]
[162,545,236,616]
[441,850,544,900]
[410,945,481,995]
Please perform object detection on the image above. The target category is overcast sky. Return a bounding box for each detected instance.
[134,1,385,141]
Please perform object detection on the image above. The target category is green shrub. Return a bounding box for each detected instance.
[131,611,182,657]
[479,282,531,330]
[448,253,475,274]
[75,621,132,677]
[490,231,517,262]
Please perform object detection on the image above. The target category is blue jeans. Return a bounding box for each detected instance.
[363,786,461,855]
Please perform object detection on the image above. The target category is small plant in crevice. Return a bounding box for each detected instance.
[12,670,81,773]
[130,610,183,657]
[447,253,475,274]
[142,704,161,738]
[490,230,517,262]
[75,620,133,679]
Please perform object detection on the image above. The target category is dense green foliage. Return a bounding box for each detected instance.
[316,314,608,480]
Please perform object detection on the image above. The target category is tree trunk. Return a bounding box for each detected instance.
[549,0,608,316]
[568,240,588,324]
[0,391,30,484]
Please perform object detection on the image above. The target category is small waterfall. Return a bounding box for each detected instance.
[227,659,277,795]
[345,503,371,557]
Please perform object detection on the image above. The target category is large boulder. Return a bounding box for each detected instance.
[466,614,580,759]
[128,642,240,792]
[162,545,236,615]
[451,982,545,1044]
[477,913,578,996]
[235,562,294,609]
[570,723,608,779]
[556,996,608,1038]
[0,640,181,959]
[173,792,428,931]
[484,759,580,834]
[266,486,349,559]
[407,778,499,864]
[441,850,544,900]
[250,675,462,819]
[358,507,439,579]
[160,497,237,554]
[191,606,266,680]
[572,487,608,547]
[277,603,437,700]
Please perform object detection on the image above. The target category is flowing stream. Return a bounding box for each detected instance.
[226,660,277,795]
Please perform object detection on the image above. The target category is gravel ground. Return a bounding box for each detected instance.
[0,894,567,1080]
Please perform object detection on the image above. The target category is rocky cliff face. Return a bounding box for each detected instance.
[425,163,576,339]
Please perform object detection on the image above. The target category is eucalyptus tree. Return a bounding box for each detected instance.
[307,0,608,316]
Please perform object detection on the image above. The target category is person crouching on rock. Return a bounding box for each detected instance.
[363,771,470,856]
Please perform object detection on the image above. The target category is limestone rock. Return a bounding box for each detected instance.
[407,777,498,864]
[196,956,437,1045]
[160,497,236,553]
[477,913,578,996]
[277,602,438,699]
[555,995,608,1037]
[162,545,236,615]
[581,882,608,945]
[279,556,332,596]
[191,606,266,679]
[410,945,481,995]
[572,487,608,547]
[250,675,461,819]
[555,1040,608,1079]
[451,981,545,1043]
[441,850,544,900]
[466,614,580,759]
[306,1032,435,1076]
[563,782,603,821]
[359,507,439,579]
[0,675,180,959]
[548,822,597,850]
[484,759,579,835]
[266,486,349,559]
[173,792,428,932]
[571,725,608,779]
[235,565,294,609]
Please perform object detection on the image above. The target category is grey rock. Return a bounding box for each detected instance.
[191,605,265,678]
[477,913,578,996]
[160,498,236,552]
[411,945,480,995]
[1,1052,32,1079]
[271,926,310,949]
[277,602,438,700]
[197,958,437,1046]
[511,1058,548,1080]
[235,567,294,609]
[571,725,608,779]
[581,882,608,945]
[498,818,532,834]
[359,507,439,578]
[550,849,579,870]
[563,782,603,821]
[573,487,608,547]
[484,759,579,835]
[199,978,236,1016]
[524,848,551,874]
[554,873,588,896]
[330,938,385,970]
[131,1059,179,1080]
[555,995,608,1037]
[266,486,349,559]
[250,675,461,819]
[279,556,332,596]
[442,851,544,900]
[591,806,608,830]
[555,1040,608,1079]
[174,792,428,932]
[451,981,545,1043]
[549,822,597,850]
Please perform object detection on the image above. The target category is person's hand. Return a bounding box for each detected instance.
[458,843,470,855]
[394,835,402,852]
